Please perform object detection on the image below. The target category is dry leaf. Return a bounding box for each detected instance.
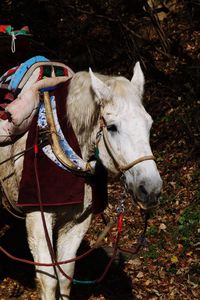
[136,271,144,278]
[171,255,178,263]
[186,251,193,256]
[144,279,152,286]
[128,258,142,267]
[177,243,184,252]
[159,223,167,231]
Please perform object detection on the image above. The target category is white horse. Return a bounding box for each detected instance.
[0,62,162,299]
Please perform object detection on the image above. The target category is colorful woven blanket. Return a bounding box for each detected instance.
[0,56,72,143]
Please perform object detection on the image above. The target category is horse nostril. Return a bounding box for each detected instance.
[137,184,161,209]
[139,185,148,196]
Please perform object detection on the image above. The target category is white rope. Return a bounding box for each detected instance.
[11,32,16,53]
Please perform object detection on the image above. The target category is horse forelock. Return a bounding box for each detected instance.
[102,77,143,118]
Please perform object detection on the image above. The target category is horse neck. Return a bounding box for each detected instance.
[66,73,100,160]
[69,113,99,161]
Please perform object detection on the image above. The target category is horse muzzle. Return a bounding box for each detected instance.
[134,186,161,210]
[122,170,163,211]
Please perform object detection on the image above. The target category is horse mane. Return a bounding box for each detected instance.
[66,71,140,148]
[67,72,99,134]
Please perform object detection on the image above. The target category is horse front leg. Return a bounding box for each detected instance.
[56,214,92,299]
[26,211,57,300]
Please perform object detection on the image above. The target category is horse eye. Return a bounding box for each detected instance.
[107,124,117,132]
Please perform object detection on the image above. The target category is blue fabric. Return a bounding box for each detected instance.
[9,56,49,91]
[38,96,89,172]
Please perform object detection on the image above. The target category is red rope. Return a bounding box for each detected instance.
[0,140,121,285]
[117,213,123,233]
[0,137,147,284]
[0,244,94,267]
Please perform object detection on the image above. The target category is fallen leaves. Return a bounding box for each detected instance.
[159,223,167,231]
[170,255,178,264]
[0,278,24,298]
[136,271,144,279]
[128,258,142,267]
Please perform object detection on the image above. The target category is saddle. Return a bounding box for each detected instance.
[0,56,108,214]
[0,55,74,144]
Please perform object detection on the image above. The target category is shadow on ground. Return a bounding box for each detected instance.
[0,210,134,300]
[71,241,134,300]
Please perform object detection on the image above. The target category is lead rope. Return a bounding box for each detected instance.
[0,142,148,287]
[119,210,149,255]
[117,180,149,255]
[0,183,147,285]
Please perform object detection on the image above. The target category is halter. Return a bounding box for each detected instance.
[96,113,155,173]
[42,92,154,175]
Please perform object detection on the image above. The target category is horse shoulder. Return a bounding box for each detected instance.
[0,134,27,204]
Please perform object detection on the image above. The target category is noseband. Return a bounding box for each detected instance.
[97,115,155,173]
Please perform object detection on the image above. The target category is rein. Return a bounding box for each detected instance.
[0,198,149,282]
[0,136,149,283]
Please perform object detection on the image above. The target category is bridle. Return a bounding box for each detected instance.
[96,113,155,174]
[41,92,155,175]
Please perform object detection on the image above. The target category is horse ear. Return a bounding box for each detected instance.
[89,68,111,102]
[131,62,145,97]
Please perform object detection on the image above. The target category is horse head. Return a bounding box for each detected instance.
[89,62,163,210]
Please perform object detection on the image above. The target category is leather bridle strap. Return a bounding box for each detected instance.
[43,91,95,174]
[118,155,155,171]
[102,125,155,173]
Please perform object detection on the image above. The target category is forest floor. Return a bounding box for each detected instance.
[0,1,199,299]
